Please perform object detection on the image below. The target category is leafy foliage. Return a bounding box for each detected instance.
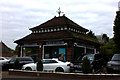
[14,59,20,69]
[82,57,91,74]
[102,34,109,45]
[100,38,115,65]
[113,11,120,54]
[13,45,19,54]
[37,60,43,71]
[87,30,97,39]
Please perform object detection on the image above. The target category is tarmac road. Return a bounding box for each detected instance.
[1,71,120,80]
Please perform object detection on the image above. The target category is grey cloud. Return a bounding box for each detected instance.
[0,0,118,49]
[0,2,23,9]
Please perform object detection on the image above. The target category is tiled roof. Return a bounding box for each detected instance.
[15,31,73,43]
[0,41,12,53]
[30,16,88,32]
[14,31,99,44]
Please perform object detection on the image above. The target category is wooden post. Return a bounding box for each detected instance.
[66,41,73,62]
[38,42,44,60]
[18,45,21,57]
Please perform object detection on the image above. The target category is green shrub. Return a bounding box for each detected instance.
[14,59,20,69]
[37,60,43,71]
[82,57,91,74]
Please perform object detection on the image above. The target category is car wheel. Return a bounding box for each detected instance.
[25,67,32,71]
[55,67,64,72]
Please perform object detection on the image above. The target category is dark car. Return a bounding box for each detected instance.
[2,57,34,71]
[29,54,38,63]
[70,53,104,73]
[107,54,120,73]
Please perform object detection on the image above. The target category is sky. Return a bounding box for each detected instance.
[0,0,119,50]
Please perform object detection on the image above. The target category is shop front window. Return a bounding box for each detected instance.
[44,46,66,61]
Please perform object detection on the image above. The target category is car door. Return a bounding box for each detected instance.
[4,58,16,70]
[42,60,49,70]
[47,60,58,70]
[43,60,58,70]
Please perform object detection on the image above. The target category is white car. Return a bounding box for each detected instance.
[0,57,9,64]
[22,58,71,72]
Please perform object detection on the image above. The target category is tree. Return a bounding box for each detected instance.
[102,34,109,45]
[13,45,19,54]
[113,11,120,54]
[37,60,43,71]
[87,30,96,39]
[14,59,20,69]
[82,57,91,74]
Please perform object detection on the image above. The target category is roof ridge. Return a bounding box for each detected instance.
[29,16,88,32]
[0,41,10,50]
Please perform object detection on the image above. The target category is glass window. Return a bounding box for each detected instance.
[51,29,53,31]
[61,27,63,30]
[83,55,94,61]
[42,60,50,64]
[88,56,94,61]
[39,30,41,33]
[48,29,50,32]
[42,60,58,64]
[57,28,60,31]
[42,30,44,32]
[19,58,33,61]
[0,58,4,60]
[10,58,16,63]
[50,60,58,63]
[64,27,67,30]
[112,54,120,61]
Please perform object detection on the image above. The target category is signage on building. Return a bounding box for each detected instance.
[59,48,66,61]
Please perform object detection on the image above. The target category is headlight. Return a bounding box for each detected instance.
[70,63,73,67]
[107,63,111,67]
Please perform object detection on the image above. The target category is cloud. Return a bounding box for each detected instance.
[0,0,119,49]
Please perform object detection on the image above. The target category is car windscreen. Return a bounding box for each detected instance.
[112,54,120,61]
[19,58,33,61]
[82,54,94,61]
[0,58,4,60]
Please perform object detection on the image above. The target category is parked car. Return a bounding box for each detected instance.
[70,53,104,73]
[2,57,34,71]
[29,54,38,63]
[0,57,9,64]
[22,58,71,72]
[107,54,120,73]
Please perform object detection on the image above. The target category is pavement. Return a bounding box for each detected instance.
[1,71,120,80]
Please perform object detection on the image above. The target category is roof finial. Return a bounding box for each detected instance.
[57,7,64,17]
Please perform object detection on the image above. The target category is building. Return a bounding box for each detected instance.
[0,41,15,57]
[14,14,100,62]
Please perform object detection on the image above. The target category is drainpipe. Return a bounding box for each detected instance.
[94,49,96,54]
[84,47,86,54]
[20,46,23,57]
